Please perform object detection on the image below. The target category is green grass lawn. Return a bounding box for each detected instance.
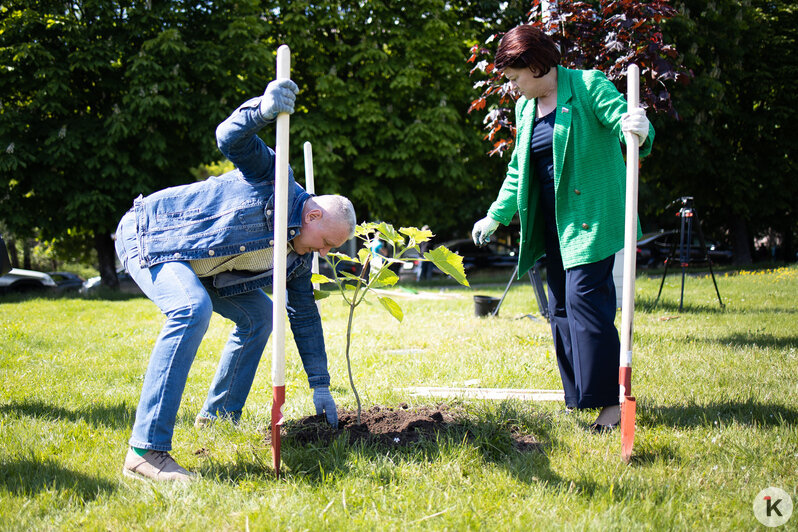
[1,265,796,530]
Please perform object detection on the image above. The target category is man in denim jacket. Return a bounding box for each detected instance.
[116,78,355,481]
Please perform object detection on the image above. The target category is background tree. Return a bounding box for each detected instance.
[264,0,512,236]
[0,0,273,285]
[467,0,796,264]
[468,0,687,157]
[646,0,798,263]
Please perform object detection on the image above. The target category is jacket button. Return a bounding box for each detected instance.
[208,250,215,256]
[239,246,246,252]
[266,210,272,216]
[289,229,295,236]
[270,239,274,246]
[574,189,581,195]
[173,253,180,258]
[581,223,589,230]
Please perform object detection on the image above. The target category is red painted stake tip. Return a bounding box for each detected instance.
[620,396,636,464]
[271,385,285,478]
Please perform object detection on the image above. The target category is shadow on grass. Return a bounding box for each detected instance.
[637,295,797,315]
[706,332,798,350]
[635,296,727,314]
[638,398,798,430]
[262,402,568,488]
[629,399,798,466]
[0,399,135,430]
[0,458,117,499]
[0,289,144,304]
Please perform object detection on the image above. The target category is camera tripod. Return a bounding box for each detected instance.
[654,197,724,311]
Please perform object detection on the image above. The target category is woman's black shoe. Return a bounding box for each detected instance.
[588,421,619,433]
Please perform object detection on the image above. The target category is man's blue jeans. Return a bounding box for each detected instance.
[115,212,273,451]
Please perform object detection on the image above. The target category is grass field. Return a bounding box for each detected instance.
[1,265,796,530]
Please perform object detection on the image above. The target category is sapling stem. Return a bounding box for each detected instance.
[343,255,369,424]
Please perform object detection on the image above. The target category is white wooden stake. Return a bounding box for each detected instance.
[272,45,290,388]
[619,63,639,382]
[303,142,320,294]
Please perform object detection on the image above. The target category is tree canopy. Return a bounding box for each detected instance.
[645,0,798,262]
[266,0,507,232]
[0,0,274,283]
[2,0,795,277]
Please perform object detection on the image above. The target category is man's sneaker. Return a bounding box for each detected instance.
[194,415,213,428]
[122,448,197,482]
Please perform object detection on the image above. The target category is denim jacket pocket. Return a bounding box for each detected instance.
[236,199,269,233]
[263,196,275,232]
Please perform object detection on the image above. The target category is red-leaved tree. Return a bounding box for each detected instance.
[468,0,690,156]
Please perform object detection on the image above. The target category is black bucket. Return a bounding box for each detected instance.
[474,295,500,317]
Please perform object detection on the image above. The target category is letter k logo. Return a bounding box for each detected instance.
[765,496,783,517]
[754,487,792,527]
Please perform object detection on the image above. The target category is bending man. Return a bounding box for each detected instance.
[116,77,354,481]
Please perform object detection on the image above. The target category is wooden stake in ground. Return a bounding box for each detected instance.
[619,63,640,464]
[271,44,290,479]
[303,141,321,306]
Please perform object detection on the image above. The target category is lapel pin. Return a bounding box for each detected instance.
[562,107,570,113]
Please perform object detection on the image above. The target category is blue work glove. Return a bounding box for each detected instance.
[471,216,500,247]
[621,108,650,144]
[313,387,338,427]
[260,79,299,121]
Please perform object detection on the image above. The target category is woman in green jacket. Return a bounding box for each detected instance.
[471,25,653,430]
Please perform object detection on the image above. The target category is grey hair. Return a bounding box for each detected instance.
[314,194,357,239]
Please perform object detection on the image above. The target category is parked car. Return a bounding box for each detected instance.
[436,239,518,273]
[0,268,58,294]
[636,230,733,269]
[80,267,142,295]
[47,271,85,292]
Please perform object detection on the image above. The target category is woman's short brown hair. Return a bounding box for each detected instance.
[494,25,561,78]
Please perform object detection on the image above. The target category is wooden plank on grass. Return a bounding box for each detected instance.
[404,387,565,401]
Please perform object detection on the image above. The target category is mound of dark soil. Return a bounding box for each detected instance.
[269,403,541,453]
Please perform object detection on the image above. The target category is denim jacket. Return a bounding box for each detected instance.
[133,95,309,296]
[128,95,330,388]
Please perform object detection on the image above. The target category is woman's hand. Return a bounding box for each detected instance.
[621,109,650,144]
[472,216,500,247]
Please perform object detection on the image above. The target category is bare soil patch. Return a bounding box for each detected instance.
[270,403,541,453]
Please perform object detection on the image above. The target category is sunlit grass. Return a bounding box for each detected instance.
[1,265,796,530]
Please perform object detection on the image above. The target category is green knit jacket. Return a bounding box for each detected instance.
[487,66,654,276]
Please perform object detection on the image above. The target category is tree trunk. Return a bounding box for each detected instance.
[781,221,795,263]
[7,238,19,268]
[23,240,32,270]
[95,231,119,289]
[730,217,753,265]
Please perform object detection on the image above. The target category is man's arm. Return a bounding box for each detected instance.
[285,264,331,389]
[215,79,298,182]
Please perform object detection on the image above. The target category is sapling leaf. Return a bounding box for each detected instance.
[357,248,370,264]
[377,222,404,245]
[313,289,331,300]
[355,222,378,236]
[312,273,333,284]
[378,295,404,322]
[400,227,433,244]
[327,251,357,262]
[372,267,399,287]
[425,245,469,287]
[340,272,362,282]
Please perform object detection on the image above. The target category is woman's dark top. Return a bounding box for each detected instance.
[530,110,557,228]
